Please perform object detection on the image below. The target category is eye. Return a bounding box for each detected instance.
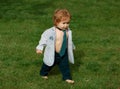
[67,22,70,24]
[63,22,70,24]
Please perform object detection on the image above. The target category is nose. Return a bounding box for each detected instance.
[65,23,69,28]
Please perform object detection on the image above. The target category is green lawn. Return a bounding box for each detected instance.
[0,0,120,89]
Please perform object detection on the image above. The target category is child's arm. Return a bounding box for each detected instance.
[72,41,75,50]
[36,49,43,54]
[36,31,48,54]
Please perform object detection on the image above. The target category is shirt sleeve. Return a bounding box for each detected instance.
[72,41,75,50]
[36,31,48,51]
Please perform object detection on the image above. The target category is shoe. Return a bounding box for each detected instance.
[65,79,74,84]
[42,76,48,79]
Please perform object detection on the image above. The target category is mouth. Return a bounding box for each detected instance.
[65,28,68,30]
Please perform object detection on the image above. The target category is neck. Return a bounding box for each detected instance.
[56,27,63,31]
[56,27,67,32]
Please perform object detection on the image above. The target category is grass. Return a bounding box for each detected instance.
[0,0,120,89]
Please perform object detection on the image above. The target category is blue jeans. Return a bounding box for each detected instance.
[40,49,72,80]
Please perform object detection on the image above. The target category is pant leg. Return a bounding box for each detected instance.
[40,62,53,76]
[56,50,72,80]
[40,52,60,76]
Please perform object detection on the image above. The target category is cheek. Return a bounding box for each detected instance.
[59,23,63,27]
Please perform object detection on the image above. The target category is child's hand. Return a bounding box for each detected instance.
[36,50,43,54]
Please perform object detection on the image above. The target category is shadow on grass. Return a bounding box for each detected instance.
[71,49,85,72]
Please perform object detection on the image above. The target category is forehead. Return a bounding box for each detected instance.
[61,17,70,22]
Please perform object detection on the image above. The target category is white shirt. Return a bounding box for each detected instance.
[36,26,75,66]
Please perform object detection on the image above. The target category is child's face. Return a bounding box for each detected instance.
[56,18,70,30]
